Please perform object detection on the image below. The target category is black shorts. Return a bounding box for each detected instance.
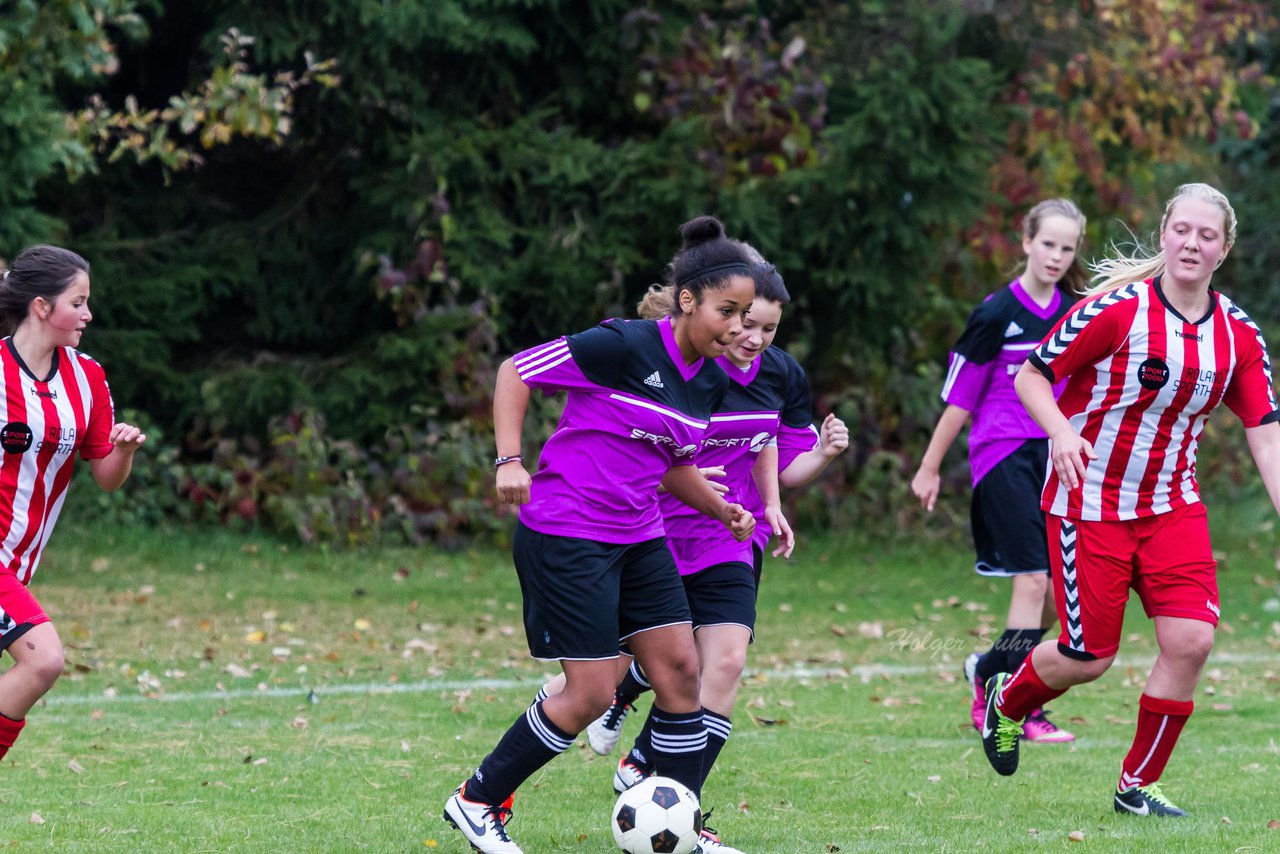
[971,440,1051,577]
[751,543,764,588]
[512,522,692,661]
[683,561,757,638]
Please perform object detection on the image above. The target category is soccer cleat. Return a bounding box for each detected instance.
[1114,782,1187,817]
[613,754,652,794]
[964,653,985,732]
[980,673,1023,776]
[443,784,523,853]
[1022,707,1075,743]
[586,696,633,756]
[696,809,746,854]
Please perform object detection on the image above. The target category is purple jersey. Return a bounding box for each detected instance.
[661,347,814,574]
[513,316,729,544]
[941,280,1071,485]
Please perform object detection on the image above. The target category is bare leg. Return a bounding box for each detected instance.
[0,623,64,719]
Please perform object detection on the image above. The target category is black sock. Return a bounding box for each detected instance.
[627,708,656,770]
[698,710,732,788]
[1005,628,1045,674]
[464,700,573,805]
[648,706,707,797]
[616,660,651,705]
[977,628,1044,684]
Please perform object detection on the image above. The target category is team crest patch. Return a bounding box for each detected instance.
[0,422,32,455]
[1136,358,1170,390]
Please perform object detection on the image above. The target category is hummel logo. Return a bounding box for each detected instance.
[643,371,664,389]
[1206,600,1220,617]
[1004,321,1024,337]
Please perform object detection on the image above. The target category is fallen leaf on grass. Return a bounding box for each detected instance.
[29,813,44,824]
[1067,830,1084,842]
[225,663,252,678]
[1222,816,1232,825]
[289,717,308,730]
[1267,819,1279,829]
[926,775,941,783]
[244,631,266,644]
[68,760,85,774]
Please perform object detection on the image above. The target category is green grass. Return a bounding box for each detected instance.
[1,516,1279,852]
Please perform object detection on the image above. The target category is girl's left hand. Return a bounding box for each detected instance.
[763,504,795,559]
[109,423,147,453]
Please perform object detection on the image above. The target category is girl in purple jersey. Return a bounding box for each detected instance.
[910,198,1088,743]
[444,217,757,854]
[587,261,848,853]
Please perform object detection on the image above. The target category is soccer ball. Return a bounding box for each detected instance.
[611,776,702,854]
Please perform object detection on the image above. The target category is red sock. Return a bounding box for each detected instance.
[1118,693,1193,790]
[995,654,1067,721]
[0,713,25,763]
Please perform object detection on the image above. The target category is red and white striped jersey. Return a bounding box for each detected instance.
[0,340,115,583]
[1029,277,1279,521]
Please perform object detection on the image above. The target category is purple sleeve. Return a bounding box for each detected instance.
[940,352,994,412]
[777,423,819,472]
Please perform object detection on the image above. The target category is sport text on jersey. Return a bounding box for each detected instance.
[629,428,698,457]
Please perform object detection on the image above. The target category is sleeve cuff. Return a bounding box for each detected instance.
[1028,351,1056,383]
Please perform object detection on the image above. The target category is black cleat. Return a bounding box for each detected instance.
[1114,783,1187,817]
[980,673,1023,776]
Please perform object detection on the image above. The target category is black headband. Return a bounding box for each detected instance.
[676,262,753,287]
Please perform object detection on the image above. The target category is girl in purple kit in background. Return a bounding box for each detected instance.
[443,216,757,854]
[910,199,1088,744]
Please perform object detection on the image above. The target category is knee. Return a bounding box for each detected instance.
[1074,655,1113,683]
[26,647,64,690]
[1167,632,1214,667]
[704,648,747,689]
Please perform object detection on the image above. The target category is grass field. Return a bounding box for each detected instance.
[1,510,1278,852]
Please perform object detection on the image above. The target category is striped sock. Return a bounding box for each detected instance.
[648,706,707,797]
[1119,694,1193,790]
[699,710,732,788]
[463,700,573,805]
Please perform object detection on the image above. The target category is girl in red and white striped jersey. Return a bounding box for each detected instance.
[0,246,146,764]
[979,184,1280,818]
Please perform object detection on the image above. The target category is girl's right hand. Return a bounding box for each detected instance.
[910,465,941,512]
[496,462,532,505]
[1050,428,1098,490]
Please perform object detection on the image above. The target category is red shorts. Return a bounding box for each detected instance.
[1048,502,1218,660]
[0,573,49,653]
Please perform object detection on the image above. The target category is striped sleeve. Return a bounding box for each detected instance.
[512,320,625,393]
[941,298,1002,410]
[1029,285,1140,382]
[1222,302,1280,427]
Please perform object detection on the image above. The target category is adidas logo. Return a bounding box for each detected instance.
[643,371,664,389]
[1004,321,1024,337]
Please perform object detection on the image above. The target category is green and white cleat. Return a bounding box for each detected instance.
[979,673,1022,776]
[1114,782,1187,817]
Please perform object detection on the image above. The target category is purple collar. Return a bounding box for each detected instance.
[659,316,704,381]
[717,352,760,386]
[1010,278,1062,319]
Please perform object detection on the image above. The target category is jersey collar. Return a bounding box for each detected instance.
[1151,275,1218,326]
[717,352,760,386]
[4,337,60,383]
[658,315,704,381]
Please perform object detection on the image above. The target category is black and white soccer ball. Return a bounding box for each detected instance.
[611,776,702,854]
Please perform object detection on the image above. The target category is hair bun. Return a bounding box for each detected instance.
[678,216,725,249]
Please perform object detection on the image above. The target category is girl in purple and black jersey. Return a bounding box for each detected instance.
[910,198,1088,744]
[443,217,758,854]
[588,262,848,851]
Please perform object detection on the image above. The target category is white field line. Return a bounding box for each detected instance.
[43,650,1277,707]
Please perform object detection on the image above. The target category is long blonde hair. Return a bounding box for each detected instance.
[1085,183,1237,296]
[1022,198,1089,294]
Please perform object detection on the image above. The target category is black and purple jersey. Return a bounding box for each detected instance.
[941,280,1070,485]
[660,347,816,574]
[513,316,729,544]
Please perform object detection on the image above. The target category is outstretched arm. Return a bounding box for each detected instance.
[909,405,970,512]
